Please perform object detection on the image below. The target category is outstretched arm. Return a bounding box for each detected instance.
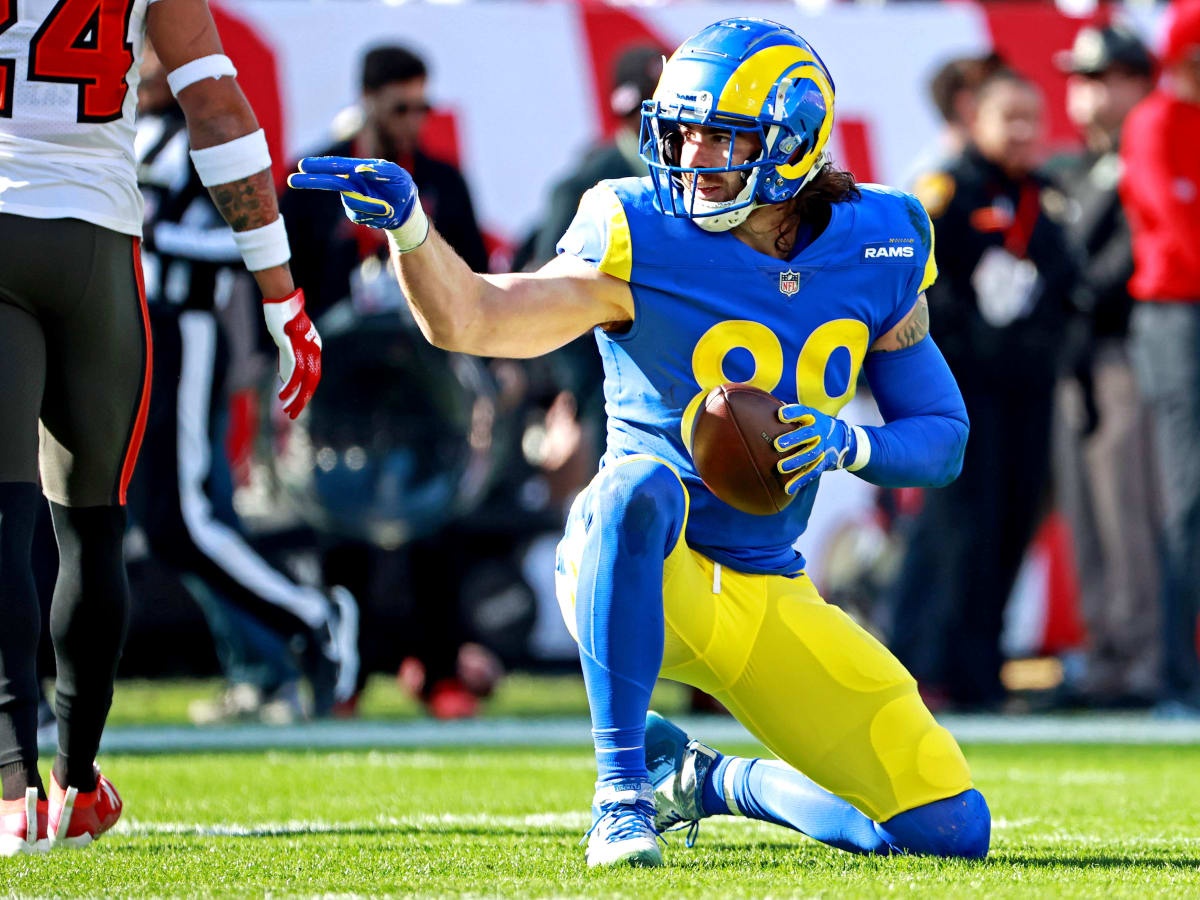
[146,0,320,418]
[287,157,634,358]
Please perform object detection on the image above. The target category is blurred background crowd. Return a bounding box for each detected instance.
[23,0,1200,729]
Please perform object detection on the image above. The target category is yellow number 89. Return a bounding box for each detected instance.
[680,318,870,446]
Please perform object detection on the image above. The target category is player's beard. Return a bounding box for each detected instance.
[684,171,745,205]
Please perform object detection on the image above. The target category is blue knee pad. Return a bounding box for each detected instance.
[584,458,686,559]
[876,789,991,859]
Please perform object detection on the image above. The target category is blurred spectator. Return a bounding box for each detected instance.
[281,45,488,319]
[278,46,593,719]
[889,69,1079,709]
[1046,24,1161,708]
[1120,2,1200,715]
[528,45,665,268]
[519,45,666,458]
[298,260,593,717]
[130,44,359,722]
[902,52,1007,187]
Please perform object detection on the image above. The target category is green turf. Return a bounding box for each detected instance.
[101,674,692,726]
[3,742,1199,898]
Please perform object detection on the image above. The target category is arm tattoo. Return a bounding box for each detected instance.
[888,295,930,351]
[209,170,279,233]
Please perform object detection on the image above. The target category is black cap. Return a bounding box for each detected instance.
[1055,25,1154,76]
[610,45,665,118]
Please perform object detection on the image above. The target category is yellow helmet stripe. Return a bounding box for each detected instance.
[716,44,825,117]
[774,64,835,179]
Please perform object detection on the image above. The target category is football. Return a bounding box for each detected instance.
[689,383,795,516]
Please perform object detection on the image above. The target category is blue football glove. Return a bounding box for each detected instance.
[286,157,429,250]
[773,403,858,495]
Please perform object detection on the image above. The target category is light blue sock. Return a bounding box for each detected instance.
[573,460,685,784]
[703,755,990,857]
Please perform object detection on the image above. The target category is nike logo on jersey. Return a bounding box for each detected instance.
[861,242,915,260]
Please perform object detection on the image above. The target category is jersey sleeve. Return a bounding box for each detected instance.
[555,182,633,282]
[878,192,938,335]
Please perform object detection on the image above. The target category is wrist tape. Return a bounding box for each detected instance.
[386,203,430,253]
[190,129,271,187]
[846,425,871,471]
[233,217,291,271]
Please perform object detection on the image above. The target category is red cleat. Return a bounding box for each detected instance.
[49,768,122,849]
[0,788,48,856]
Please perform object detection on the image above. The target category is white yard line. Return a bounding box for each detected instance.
[108,813,1151,843]
[111,812,592,837]
[72,714,1200,755]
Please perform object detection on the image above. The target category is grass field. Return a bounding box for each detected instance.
[5,706,1200,899]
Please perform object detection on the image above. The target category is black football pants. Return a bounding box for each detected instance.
[0,213,146,792]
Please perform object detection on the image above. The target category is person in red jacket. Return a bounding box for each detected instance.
[1119,1,1200,715]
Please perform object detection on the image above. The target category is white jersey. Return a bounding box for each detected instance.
[0,0,161,236]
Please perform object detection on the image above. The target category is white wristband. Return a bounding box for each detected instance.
[167,54,237,96]
[385,203,430,253]
[233,217,291,271]
[190,129,271,187]
[846,425,872,472]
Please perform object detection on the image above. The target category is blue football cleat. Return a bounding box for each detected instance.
[644,711,719,846]
[583,780,663,867]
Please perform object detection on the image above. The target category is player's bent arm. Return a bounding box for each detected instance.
[846,294,969,488]
[392,228,634,359]
[853,342,969,489]
[147,0,291,297]
[147,0,321,419]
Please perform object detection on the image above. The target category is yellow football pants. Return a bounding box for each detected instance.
[556,455,973,823]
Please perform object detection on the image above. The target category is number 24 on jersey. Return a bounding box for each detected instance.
[1,0,135,122]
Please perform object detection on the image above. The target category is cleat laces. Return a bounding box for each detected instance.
[583,784,667,849]
[679,819,704,848]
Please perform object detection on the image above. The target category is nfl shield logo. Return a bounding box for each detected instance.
[779,269,800,296]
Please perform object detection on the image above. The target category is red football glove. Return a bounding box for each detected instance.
[262,288,321,419]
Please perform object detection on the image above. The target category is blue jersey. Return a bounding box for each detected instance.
[558,177,937,576]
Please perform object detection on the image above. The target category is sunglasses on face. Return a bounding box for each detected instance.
[389,101,432,117]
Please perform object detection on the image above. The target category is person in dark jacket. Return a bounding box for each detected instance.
[901,52,1008,188]
[523,45,667,475]
[281,45,488,320]
[890,68,1079,709]
[1047,25,1161,707]
[529,45,665,268]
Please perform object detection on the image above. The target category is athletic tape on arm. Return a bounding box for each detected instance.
[167,54,237,96]
[232,217,291,271]
[386,204,430,253]
[189,129,272,187]
[846,425,872,472]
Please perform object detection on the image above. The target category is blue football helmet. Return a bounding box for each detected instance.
[640,17,837,232]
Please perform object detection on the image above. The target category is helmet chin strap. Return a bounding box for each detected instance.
[692,199,761,232]
[689,164,762,232]
[686,132,829,233]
